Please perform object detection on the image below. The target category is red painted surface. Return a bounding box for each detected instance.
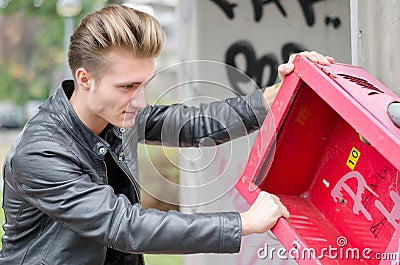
[236,56,400,265]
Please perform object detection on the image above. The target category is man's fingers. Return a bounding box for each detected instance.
[271,195,289,220]
[288,53,297,63]
[278,50,333,81]
[299,51,333,65]
[278,201,290,219]
[277,64,286,80]
[326,56,335,63]
[258,191,290,220]
[311,51,331,65]
[278,63,294,81]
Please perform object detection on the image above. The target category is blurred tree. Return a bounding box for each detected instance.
[0,0,180,217]
[0,0,105,105]
[108,0,123,4]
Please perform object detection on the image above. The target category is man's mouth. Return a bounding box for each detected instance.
[123,111,137,117]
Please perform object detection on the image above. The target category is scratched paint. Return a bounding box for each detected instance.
[392,237,400,265]
[332,171,400,230]
[331,171,379,220]
[374,191,400,230]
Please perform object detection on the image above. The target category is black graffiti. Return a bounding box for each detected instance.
[209,0,237,19]
[362,167,388,208]
[370,218,386,238]
[325,16,341,29]
[209,0,341,28]
[363,183,377,208]
[298,0,325,26]
[225,40,305,95]
[225,40,278,95]
[281,42,305,64]
[338,73,384,96]
[252,0,287,22]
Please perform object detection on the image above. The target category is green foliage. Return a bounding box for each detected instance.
[144,254,183,265]
[0,205,3,248]
[0,0,105,105]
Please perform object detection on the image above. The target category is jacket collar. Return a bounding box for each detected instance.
[51,80,118,158]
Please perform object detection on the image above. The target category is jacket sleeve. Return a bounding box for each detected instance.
[10,141,242,254]
[136,88,268,147]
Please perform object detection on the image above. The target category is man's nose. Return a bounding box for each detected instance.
[130,86,146,110]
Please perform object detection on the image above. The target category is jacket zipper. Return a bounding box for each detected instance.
[103,131,145,265]
[103,161,109,184]
[110,152,141,203]
[103,130,140,202]
[110,152,145,265]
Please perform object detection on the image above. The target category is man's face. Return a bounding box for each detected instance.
[87,49,155,129]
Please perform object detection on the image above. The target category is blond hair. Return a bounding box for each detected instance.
[68,4,165,79]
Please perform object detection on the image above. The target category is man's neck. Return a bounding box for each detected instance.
[69,88,107,135]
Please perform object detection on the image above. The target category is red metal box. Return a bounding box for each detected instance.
[236,56,400,265]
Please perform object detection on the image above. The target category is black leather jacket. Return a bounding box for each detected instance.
[0,80,268,265]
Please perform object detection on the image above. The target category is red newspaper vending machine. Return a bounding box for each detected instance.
[236,56,400,265]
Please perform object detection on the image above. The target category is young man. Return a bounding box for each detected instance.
[0,4,333,265]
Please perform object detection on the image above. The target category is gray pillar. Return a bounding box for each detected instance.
[63,17,74,79]
[351,0,400,94]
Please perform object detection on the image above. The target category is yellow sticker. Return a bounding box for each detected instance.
[295,105,310,126]
[346,147,361,170]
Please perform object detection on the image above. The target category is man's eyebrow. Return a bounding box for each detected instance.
[115,80,140,86]
[117,73,156,86]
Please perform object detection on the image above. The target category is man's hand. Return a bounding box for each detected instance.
[262,51,334,108]
[278,51,334,81]
[240,191,289,236]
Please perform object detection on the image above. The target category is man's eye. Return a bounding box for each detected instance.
[122,84,134,89]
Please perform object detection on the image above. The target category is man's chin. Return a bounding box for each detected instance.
[110,118,136,129]
[120,119,136,129]
[120,112,138,128]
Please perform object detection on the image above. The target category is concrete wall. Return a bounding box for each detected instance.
[351,0,400,95]
[178,1,351,264]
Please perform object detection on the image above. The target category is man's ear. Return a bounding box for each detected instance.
[75,68,91,91]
